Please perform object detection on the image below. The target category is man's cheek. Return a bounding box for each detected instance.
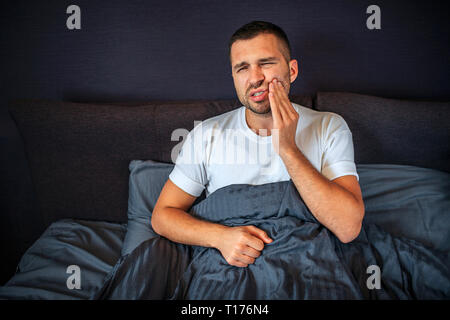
[267,75,279,86]
[273,77,289,92]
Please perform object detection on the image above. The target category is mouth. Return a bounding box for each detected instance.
[249,89,268,102]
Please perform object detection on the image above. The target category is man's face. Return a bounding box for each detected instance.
[230,33,298,115]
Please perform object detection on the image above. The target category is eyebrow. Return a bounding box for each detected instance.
[233,56,280,71]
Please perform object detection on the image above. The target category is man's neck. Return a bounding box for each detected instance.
[245,108,274,136]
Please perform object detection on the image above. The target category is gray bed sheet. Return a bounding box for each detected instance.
[1,164,449,300]
[94,164,450,300]
[0,219,126,299]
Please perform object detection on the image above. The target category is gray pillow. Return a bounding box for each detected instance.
[121,160,174,256]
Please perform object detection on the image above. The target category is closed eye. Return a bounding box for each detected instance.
[237,63,275,73]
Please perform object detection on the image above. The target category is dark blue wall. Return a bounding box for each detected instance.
[1,0,449,107]
[1,0,449,284]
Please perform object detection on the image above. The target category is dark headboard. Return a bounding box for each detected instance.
[7,96,312,226]
[316,92,450,173]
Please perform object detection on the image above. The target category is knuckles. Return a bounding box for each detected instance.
[223,226,268,267]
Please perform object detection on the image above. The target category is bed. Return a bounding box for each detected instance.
[1,92,449,299]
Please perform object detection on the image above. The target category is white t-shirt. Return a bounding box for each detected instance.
[169,103,359,197]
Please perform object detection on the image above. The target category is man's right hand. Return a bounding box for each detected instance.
[153,180,273,268]
[215,225,273,267]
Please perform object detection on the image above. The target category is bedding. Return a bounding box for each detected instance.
[93,164,450,300]
[122,160,204,256]
[121,160,172,256]
[1,163,448,299]
[0,219,126,299]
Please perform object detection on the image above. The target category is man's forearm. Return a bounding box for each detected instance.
[279,147,363,243]
[267,79,363,242]
[152,207,227,248]
[152,204,273,268]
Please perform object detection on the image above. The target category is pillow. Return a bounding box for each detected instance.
[315,92,450,173]
[121,160,174,256]
[122,159,206,256]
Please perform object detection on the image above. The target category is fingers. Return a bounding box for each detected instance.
[270,79,298,121]
[235,252,256,266]
[226,244,257,267]
[226,254,249,268]
[241,245,262,259]
[270,80,288,121]
[241,231,264,251]
[222,226,273,268]
[232,260,248,268]
[245,225,273,244]
[268,82,282,123]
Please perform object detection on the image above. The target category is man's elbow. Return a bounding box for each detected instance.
[151,207,163,236]
[338,206,365,244]
[338,223,362,244]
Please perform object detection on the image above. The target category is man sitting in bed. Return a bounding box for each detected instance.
[152,21,365,268]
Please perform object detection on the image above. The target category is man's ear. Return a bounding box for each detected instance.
[289,59,299,83]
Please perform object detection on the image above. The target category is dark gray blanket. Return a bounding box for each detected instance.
[94,176,450,300]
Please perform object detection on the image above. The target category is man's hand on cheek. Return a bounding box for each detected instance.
[268,78,299,156]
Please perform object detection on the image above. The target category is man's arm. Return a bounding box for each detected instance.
[151,179,273,267]
[280,148,364,243]
[269,78,364,243]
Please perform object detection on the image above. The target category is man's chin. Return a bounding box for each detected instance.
[246,101,271,115]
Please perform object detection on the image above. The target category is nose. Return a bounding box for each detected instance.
[248,66,265,88]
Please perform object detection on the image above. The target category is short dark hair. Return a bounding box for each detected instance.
[228,21,292,64]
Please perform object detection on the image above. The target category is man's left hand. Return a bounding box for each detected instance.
[268,78,299,156]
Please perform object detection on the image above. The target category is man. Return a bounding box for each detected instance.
[152,21,365,268]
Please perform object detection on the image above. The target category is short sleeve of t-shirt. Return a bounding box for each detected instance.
[320,114,359,181]
[168,123,207,197]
